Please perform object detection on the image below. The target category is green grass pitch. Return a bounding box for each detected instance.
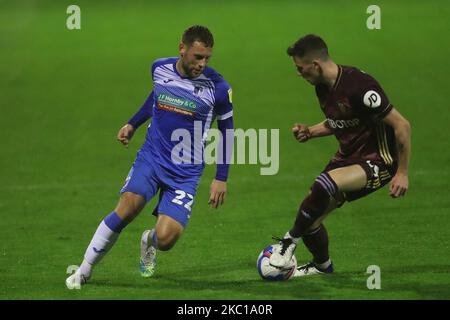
[1,0,449,299]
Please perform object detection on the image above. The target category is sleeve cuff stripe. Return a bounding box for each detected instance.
[216,111,233,120]
[382,103,392,112]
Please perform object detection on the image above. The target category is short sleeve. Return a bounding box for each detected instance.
[354,74,393,121]
[214,80,233,120]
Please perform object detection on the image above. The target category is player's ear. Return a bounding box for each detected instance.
[179,42,186,57]
[312,60,320,69]
[312,60,323,74]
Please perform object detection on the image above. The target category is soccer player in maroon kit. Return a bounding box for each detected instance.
[269,34,411,276]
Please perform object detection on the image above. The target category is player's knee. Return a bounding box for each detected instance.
[303,173,338,217]
[115,192,145,222]
[156,228,181,251]
[154,214,184,250]
[155,229,180,251]
[314,172,339,199]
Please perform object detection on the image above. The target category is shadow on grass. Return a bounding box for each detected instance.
[89,261,362,299]
[89,262,450,299]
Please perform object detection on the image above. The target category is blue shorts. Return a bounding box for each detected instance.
[120,151,200,227]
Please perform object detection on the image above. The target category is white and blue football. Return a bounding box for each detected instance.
[256,245,297,281]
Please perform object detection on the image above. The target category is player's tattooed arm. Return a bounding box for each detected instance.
[382,108,411,198]
[293,120,332,142]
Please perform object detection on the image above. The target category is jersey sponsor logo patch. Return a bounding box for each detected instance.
[157,93,197,116]
[327,118,360,129]
[157,102,195,116]
[363,90,382,108]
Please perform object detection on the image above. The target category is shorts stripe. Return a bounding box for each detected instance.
[365,167,392,189]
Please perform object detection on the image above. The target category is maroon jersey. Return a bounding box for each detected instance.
[315,65,397,167]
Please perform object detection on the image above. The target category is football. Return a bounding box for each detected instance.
[256,245,297,281]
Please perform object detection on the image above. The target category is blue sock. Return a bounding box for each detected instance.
[104,211,128,233]
[83,211,128,268]
[151,229,158,249]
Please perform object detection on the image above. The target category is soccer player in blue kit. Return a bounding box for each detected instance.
[66,25,234,289]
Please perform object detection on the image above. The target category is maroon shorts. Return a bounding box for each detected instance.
[322,158,397,202]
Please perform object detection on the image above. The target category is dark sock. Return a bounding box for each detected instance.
[301,224,329,264]
[289,172,337,237]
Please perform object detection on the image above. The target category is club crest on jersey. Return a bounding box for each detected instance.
[193,85,203,95]
[336,97,351,114]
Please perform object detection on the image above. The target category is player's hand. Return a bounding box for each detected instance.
[292,123,311,143]
[209,179,227,209]
[389,172,408,198]
[117,124,135,148]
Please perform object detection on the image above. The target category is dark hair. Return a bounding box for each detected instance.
[182,25,214,47]
[287,34,329,60]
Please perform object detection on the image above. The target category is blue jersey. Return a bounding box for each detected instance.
[129,57,233,179]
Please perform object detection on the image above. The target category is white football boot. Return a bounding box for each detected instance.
[294,261,334,277]
[65,268,88,289]
[269,237,297,268]
[139,229,157,278]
